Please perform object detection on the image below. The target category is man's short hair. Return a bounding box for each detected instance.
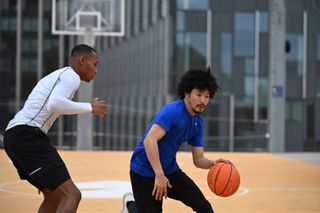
[71,44,96,57]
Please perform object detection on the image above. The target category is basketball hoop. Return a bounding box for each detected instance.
[52,0,125,37]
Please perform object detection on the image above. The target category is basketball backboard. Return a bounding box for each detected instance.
[52,0,125,36]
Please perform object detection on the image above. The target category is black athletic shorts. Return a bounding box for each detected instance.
[3,125,70,191]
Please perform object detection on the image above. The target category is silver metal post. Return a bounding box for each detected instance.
[37,0,43,81]
[206,9,212,66]
[302,11,307,99]
[163,0,169,95]
[229,94,235,152]
[254,10,260,122]
[15,0,22,112]
[77,30,95,150]
[57,35,65,148]
[268,0,286,152]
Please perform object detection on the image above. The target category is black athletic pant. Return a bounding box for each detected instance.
[130,169,214,213]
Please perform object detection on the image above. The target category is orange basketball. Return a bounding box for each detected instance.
[207,162,240,197]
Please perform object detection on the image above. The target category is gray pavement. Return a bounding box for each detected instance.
[273,152,320,164]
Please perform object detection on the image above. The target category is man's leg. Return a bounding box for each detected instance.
[38,189,59,213]
[121,192,137,213]
[130,170,163,213]
[167,169,214,213]
[39,179,81,213]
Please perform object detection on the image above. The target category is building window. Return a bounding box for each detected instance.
[9,18,16,31]
[1,17,9,30]
[317,35,320,60]
[188,32,207,57]
[30,18,38,32]
[159,0,166,18]
[221,33,232,77]
[234,13,255,56]
[22,58,37,72]
[286,101,303,122]
[44,0,51,11]
[176,32,207,70]
[259,12,268,33]
[1,0,9,10]
[244,58,254,75]
[245,76,254,97]
[317,79,320,98]
[141,0,148,30]
[286,34,303,75]
[0,57,11,72]
[43,18,49,31]
[177,0,208,10]
[151,0,158,24]
[244,58,255,98]
[176,11,185,31]
[22,19,30,31]
[317,35,320,97]
[259,77,269,108]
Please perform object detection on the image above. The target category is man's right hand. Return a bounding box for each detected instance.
[152,173,172,201]
[91,97,108,116]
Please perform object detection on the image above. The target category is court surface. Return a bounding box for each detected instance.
[0,150,319,213]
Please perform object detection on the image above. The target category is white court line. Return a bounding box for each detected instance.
[0,180,133,199]
[2,180,318,199]
[238,167,318,171]
[207,187,250,199]
[249,187,320,192]
[0,181,38,196]
[0,180,250,199]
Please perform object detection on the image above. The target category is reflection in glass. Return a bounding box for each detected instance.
[175,32,207,70]
[245,58,254,74]
[188,33,207,57]
[259,77,269,108]
[177,0,208,10]
[317,35,320,60]
[317,79,320,98]
[245,76,254,97]
[286,34,303,75]
[286,101,303,122]
[176,11,185,30]
[234,13,254,56]
[221,33,232,76]
[317,35,320,97]
[259,12,268,33]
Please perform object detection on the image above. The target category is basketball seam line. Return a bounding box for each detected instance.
[216,163,233,196]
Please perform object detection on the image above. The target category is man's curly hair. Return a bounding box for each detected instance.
[177,67,219,99]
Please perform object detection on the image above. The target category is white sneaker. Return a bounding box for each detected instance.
[120,192,135,213]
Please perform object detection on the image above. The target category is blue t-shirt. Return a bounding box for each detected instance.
[130,99,204,177]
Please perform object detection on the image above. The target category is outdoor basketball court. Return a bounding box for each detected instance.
[0,150,319,213]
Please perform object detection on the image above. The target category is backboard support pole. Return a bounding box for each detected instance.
[77,30,95,150]
[52,0,125,150]
[268,0,286,152]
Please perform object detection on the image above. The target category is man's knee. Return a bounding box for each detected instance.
[56,187,81,212]
[62,186,81,206]
[54,180,82,205]
[72,187,81,204]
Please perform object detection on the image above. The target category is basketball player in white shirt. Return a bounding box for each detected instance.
[3,44,108,213]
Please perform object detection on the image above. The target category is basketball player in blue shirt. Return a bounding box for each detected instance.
[128,68,230,213]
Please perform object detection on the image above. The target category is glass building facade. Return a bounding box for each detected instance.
[1,0,320,152]
[0,0,72,148]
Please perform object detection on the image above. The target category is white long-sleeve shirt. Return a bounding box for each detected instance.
[6,67,92,134]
